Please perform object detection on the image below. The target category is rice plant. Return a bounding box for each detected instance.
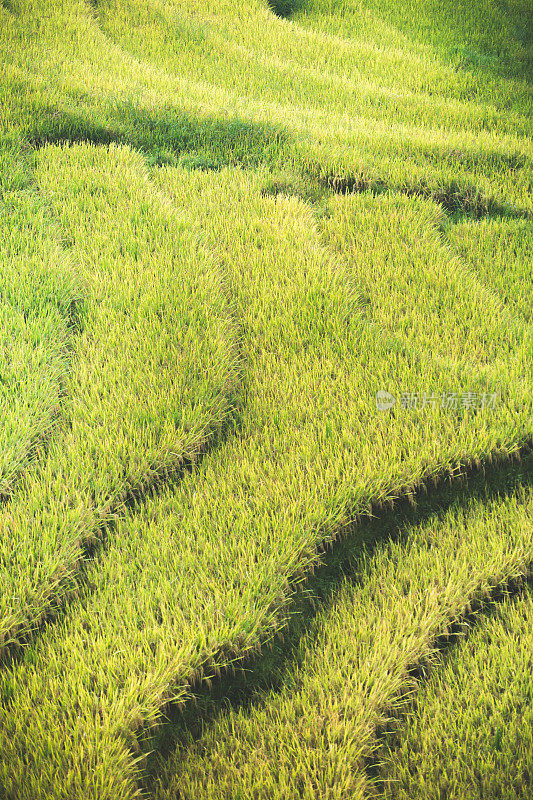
[373,582,533,799]
[151,464,533,800]
[0,0,531,796]
[0,143,238,654]
[0,163,530,797]
[0,188,80,496]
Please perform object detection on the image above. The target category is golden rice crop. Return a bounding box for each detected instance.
[0,163,530,798]
[0,0,530,796]
[0,143,237,654]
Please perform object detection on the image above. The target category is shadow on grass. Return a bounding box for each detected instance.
[139,444,533,791]
[27,101,299,172]
[267,0,306,19]
[261,160,532,220]
[0,0,16,13]
[14,80,531,218]
[313,170,532,220]
[0,378,246,673]
[363,570,533,795]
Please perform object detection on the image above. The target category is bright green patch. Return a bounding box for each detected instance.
[374,583,533,799]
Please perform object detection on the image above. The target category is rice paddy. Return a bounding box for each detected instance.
[0,0,531,797]
[373,579,533,799]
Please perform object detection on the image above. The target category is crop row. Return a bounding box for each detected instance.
[1,0,531,213]
[0,143,237,653]
[0,160,530,798]
[153,462,533,800]
[375,578,533,799]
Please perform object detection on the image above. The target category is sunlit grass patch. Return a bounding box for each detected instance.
[374,582,533,800]
[0,165,530,798]
[0,143,238,655]
[445,215,533,326]
[0,187,80,496]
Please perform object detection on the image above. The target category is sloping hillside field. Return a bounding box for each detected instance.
[0,1,531,798]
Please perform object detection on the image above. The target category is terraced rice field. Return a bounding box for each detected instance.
[0,0,531,797]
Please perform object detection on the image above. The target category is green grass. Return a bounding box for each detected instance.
[373,582,533,799]
[0,0,531,796]
[0,164,531,797]
[295,0,533,82]
[2,0,532,208]
[0,187,80,496]
[445,215,533,325]
[0,143,237,654]
[149,457,533,800]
